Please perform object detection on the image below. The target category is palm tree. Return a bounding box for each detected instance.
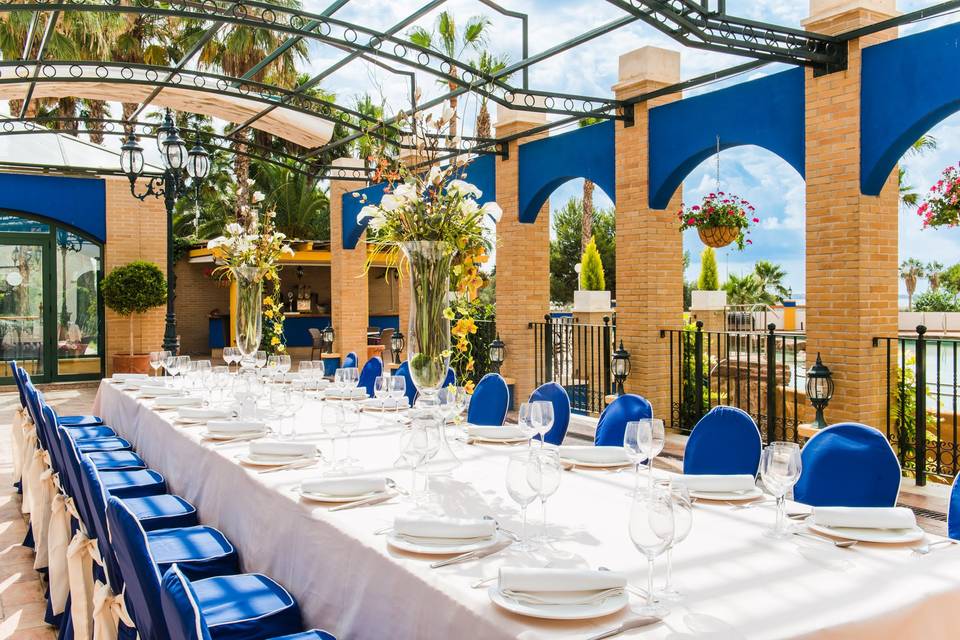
[900,135,938,209]
[578,117,602,253]
[408,11,491,138]
[900,258,925,310]
[0,11,79,117]
[353,93,386,167]
[723,273,764,306]
[471,50,509,139]
[927,261,944,292]
[753,260,790,304]
[255,161,330,241]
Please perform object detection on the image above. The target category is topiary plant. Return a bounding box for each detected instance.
[698,246,719,290]
[579,236,606,291]
[102,261,167,355]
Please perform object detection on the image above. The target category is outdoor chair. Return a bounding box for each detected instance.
[683,406,762,476]
[467,373,510,426]
[358,356,383,396]
[949,475,960,540]
[380,328,395,364]
[793,422,901,507]
[308,328,323,360]
[594,394,653,446]
[529,382,571,446]
[343,352,358,369]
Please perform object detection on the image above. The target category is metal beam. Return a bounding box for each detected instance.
[19,10,59,119]
[837,0,960,40]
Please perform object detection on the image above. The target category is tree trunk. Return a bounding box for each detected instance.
[85,99,108,144]
[233,129,253,230]
[475,102,491,139]
[57,97,79,136]
[122,102,138,135]
[447,74,459,139]
[581,180,595,254]
[129,314,134,356]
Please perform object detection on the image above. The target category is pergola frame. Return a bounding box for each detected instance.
[0,0,955,180]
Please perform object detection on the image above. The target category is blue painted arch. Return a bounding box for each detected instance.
[861,22,960,196]
[648,67,805,210]
[517,120,615,223]
[341,154,497,249]
[0,173,106,242]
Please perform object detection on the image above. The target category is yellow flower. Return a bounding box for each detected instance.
[264,309,274,319]
[466,358,475,372]
[464,380,475,394]
[271,336,280,346]
[443,307,455,320]
[263,296,274,306]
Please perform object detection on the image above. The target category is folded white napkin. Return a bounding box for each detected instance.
[393,515,496,542]
[205,420,266,435]
[136,386,182,398]
[325,387,368,400]
[112,373,148,381]
[301,476,386,497]
[498,568,627,606]
[558,445,630,464]
[153,396,203,409]
[467,425,525,440]
[812,506,917,530]
[361,397,409,410]
[249,440,316,459]
[177,407,234,420]
[673,474,757,493]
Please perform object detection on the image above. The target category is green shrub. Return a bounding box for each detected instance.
[102,261,166,355]
[579,236,606,291]
[913,289,960,312]
[697,247,719,290]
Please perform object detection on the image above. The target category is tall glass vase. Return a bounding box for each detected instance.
[234,265,263,369]
[401,241,454,398]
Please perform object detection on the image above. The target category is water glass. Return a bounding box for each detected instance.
[255,350,268,369]
[162,353,177,378]
[175,355,191,387]
[321,402,345,473]
[531,400,554,445]
[506,452,539,549]
[629,479,675,618]
[387,375,406,412]
[374,376,389,405]
[278,354,292,374]
[659,483,693,600]
[148,351,166,376]
[341,402,361,469]
[266,355,280,377]
[525,448,561,545]
[398,421,440,501]
[626,419,665,493]
[299,361,314,377]
[760,442,802,538]
[517,402,538,441]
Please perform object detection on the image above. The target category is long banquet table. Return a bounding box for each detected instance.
[94,380,960,639]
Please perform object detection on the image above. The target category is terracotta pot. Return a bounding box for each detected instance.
[697,225,740,248]
[112,353,151,375]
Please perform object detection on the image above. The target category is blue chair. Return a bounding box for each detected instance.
[594,394,653,446]
[683,406,762,476]
[358,356,383,396]
[793,423,901,507]
[18,365,106,427]
[161,564,335,640]
[949,475,960,541]
[442,367,456,389]
[107,497,305,640]
[343,352,358,369]
[529,382,571,446]
[467,374,509,426]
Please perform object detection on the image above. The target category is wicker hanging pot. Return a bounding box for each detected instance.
[697,225,741,249]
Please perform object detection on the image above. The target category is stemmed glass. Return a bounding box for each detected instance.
[211,366,229,404]
[387,375,406,415]
[278,354,292,375]
[194,360,212,402]
[266,355,281,378]
[517,402,539,443]
[282,381,305,440]
[525,448,561,545]
[149,351,168,377]
[222,347,238,373]
[658,483,693,600]
[399,420,440,503]
[627,419,665,493]
[298,360,314,378]
[341,402,361,470]
[175,355,191,388]
[506,452,538,550]
[162,353,178,380]
[321,402,345,474]
[343,367,360,392]
[629,479,675,618]
[531,400,554,446]
[760,442,802,538]
[374,375,389,406]
[255,350,268,371]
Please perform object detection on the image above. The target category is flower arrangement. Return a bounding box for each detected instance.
[917,164,960,229]
[678,192,758,250]
[355,106,501,388]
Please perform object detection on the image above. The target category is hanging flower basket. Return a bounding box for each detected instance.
[917,163,960,229]
[678,192,758,251]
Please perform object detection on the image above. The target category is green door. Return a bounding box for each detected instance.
[0,237,52,382]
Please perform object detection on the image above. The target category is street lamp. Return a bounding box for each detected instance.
[488,334,505,374]
[806,352,834,429]
[391,330,405,364]
[611,339,631,395]
[120,109,210,353]
[322,325,335,354]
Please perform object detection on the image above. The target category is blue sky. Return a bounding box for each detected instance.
[300,1,960,300]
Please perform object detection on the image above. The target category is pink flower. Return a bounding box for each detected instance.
[746,239,753,245]
[752,217,759,223]
[692,205,700,211]
[687,218,696,225]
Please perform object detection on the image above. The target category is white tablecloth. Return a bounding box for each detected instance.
[94,381,960,639]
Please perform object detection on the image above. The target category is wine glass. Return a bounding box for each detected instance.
[374,375,389,406]
[517,402,538,442]
[344,367,360,392]
[321,402,345,474]
[148,351,164,377]
[222,347,236,373]
[341,402,361,470]
[635,419,666,492]
[629,480,675,618]
[402,420,440,502]
[506,452,538,550]
[623,421,648,495]
[162,353,177,379]
[658,483,693,600]
[266,355,280,378]
[278,354,291,375]
[760,442,802,538]
[211,366,229,404]
[333,368,347,396]
[531,400,554,445]
[387,375,406,414]
[525,448,561,545]
[255,350,268,370]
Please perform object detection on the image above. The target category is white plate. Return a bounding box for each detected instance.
[202,430,265,441]
[488,586,629,621]
[298,489,384,503]
[806,518,926,543]
[559,457,632,469]
[238,453,317,467]
[689,486,765,501]
[386,530,505,555]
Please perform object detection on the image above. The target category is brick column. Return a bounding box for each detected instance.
[329,157,369,365]
[803,0,898,428]
[612,47,683,419]
[495,106,550,402]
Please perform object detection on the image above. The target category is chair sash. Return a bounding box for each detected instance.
[31,456,55,569]
[93,582,136,640]
[68,528,105,640]
[11,406,27,482]
[20,426,38,515]
[48,493,79,615]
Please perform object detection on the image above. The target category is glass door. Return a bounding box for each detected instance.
[0,238,50,381]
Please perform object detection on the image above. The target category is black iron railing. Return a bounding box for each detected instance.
[874,325,960,485]
[661,322,805,442]
[529,315,614,416]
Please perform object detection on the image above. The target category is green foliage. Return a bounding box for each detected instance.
[723,273,763,305]
[913,289,960,312]
[549,198,615,305]
[697,247,719,290]
[721,261,790,306]
[451,299,495,383]
[579,236,606,291]
[890,357,939,476]
[942,263,960,295]
[101,261,166,317]
[900,258,926,310]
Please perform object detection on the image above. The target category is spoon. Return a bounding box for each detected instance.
[482,515,521,542]
[911,539,955,555]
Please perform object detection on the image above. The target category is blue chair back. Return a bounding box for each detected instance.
[793,423,901,507]
[594,394,653,446]
[949,475,960,541]
[442,367,456,388]
[343,352,358,369]
[529,383,570,446]
[160,565,211,640]
[467,374,509,426]
[395,361,417,406]
[79,456,127,592]
[106,496,167,640]
[358,357,383,396]
[683,406,762,476]
[10,360,27,409]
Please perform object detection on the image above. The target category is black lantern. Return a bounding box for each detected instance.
[611,339,631,395]
[120,133,144,177]
[155,110,176,153]
[391,330,405,363]
[161,127,188,170]
[806,352,834,429]
[322,325,335,354]
[186,138,210,180]
[489,334,506,374]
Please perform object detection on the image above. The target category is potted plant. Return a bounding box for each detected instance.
[573,236,612,312]
[917,163,960,228]
[678,192,758,250]
[102,261,167,373]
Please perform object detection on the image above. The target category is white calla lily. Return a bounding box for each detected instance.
[357,205,380,224]
[482,201,503,223]
[380,194,402,212]
[427,165,444,184]
[448,179,482,199]
[393,182,417,202]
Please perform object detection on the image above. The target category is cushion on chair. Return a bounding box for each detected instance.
[87,450,147,471]
[529,382,571,446]
[792,422,901,507]
[594,394,653,446]
[272,632,337,640]
[123,495,198,532]
[467,374,509,426]
[683,406,762,476]
[147,526,239,579]
[59,414,105,426]
[101,469,168,499]
[65,424,117,438]
[77,436,132,452]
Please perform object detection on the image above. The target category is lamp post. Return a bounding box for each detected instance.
[611,339,631,395]
[322,325,335,355]
[120,109,210,353]
[488,334,505,374]
[806,352,834,429]
[391,330,405,364]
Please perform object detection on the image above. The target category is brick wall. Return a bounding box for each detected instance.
[173,260,230,355]
[329,166,369,365]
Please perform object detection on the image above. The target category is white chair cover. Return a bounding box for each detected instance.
[92,582,135,640]
[31,455,55,569]
[20,425,37,515]
[47,492,77,615]
[67,529,102,640]
[11,406,27,483]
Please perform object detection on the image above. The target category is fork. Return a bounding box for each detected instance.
[793,531,858,548]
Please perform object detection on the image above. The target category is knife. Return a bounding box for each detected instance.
[429,540,512,569]
[328,493,396,511]
[585,616,663,640]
